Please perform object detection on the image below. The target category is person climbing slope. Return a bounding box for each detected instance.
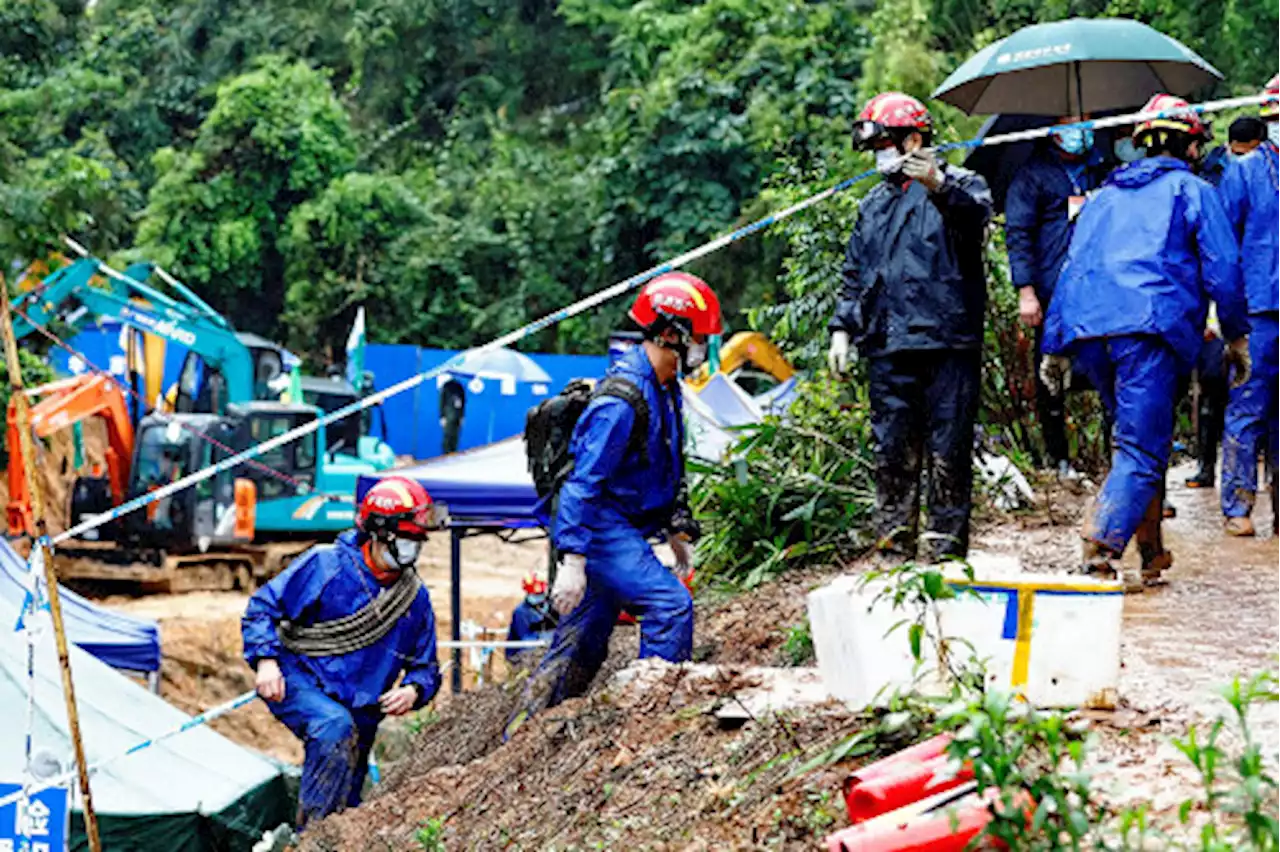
[242,476,443,826]
[505,272,718,739]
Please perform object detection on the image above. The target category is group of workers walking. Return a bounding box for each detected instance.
[830,81,1278,589]
[235,78,1278,829]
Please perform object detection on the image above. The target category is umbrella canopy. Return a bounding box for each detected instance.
[447,347,552,385]
[933,18,1222,116]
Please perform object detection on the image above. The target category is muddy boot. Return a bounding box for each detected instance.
[1224,516,1257,537]
[1077,538,1121,581]
[1162,499,1177,519]
[1184,468,1215,489]
[1139,549,1173,588]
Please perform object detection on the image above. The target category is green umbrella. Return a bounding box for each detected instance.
[932,18,1222,116]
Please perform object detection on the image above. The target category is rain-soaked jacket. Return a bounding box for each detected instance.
[1043,156,1249,368]
[242,530,440,710]
[1218,141,1279,315]
[1005,147,1105,302]
[551,345,684,555]
[829,165,993,356]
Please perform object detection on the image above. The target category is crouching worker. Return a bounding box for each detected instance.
[1042,96,1249,591]
[505,273,719,739]
[241,476,443,826]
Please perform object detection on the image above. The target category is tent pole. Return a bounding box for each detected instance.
[450,527,462,693]
[0,279,103,852]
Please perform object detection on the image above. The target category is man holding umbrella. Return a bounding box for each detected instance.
[1005,117,1107,478]
[1041,96,1250,590]
[828,92,993,562]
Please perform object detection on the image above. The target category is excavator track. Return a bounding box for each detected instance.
[52,540,315,594]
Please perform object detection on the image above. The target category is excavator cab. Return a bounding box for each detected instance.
[172,335,289,415]
[223,402,319,501]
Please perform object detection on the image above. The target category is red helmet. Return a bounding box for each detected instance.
[852,92,932,150]
[1262,73,1279,119]
[629,272,724,339]
[357,476,439,540]
[1133,94,1207,145]
[522,570,547,596]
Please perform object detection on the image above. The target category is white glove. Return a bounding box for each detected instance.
[668,534,694,582]
[1039,354,1073,397]
[902,150,946,192]
[828,330,852,377]
[551,553,587,615]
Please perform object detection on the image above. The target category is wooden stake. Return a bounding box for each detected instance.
[0,278,103,851]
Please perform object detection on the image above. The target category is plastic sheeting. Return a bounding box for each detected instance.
[0,541,160,673]
[0,612,292,850]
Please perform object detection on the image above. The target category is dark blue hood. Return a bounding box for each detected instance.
[1106,156,1190,189]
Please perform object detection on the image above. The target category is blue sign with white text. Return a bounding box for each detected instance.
[0,783,69,852]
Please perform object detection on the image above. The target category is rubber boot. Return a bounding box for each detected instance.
[1224,515,1256,537]
[1184,468,1215,489]
[1134,492,1172,589]
[1077,538,1122,582]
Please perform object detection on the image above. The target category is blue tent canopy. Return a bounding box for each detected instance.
[0,541,161,673]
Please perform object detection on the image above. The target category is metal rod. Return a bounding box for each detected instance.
[438,639,551,650]
[0,281,102,851]
[450,528,462,694]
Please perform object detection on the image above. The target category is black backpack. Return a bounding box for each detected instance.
[525,377,650,499]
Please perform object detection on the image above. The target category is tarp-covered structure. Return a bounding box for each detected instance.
[0,611,293,850]
[0,541,161,673]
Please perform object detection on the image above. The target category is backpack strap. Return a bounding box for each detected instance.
[593,376,650,465]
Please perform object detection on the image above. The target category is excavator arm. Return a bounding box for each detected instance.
[686,331,795,391]
[6,374,136,536]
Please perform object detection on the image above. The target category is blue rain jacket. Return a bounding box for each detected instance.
[1218,142,1279,315]
[1005,147,1105,302]
[506,596,555,662]
[242,530,441,710]
[830,165,993,356]
[1043,157,1249,369]
[551,346,684,555]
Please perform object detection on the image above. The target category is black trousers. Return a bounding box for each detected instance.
[1035,326,1069,466]
[869,349,981,561]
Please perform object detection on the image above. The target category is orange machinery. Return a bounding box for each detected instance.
[6,373,135,537]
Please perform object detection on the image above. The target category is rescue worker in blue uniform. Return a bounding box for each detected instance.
[828,92,993,561]
[505,570,556,664]
[505,273,721,738]
[1219,75,1280,536]
[1005,118,1107,476]
[242,476,442,826]
[1184,116,1267,490]
[1042,95,1251,590]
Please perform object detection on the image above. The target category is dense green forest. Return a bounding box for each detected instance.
[1,0,1275,368]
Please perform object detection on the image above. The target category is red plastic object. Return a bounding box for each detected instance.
[842,735,953,819]
[826,789,1030,852]
[845,755,976,824]
[618,570,694,626]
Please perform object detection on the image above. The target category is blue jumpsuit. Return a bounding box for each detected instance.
[1044,157,1249,555]
[516,346,690,722]
[242,531,440,824]
[1218,142,1279,520]
[506,595,556,663]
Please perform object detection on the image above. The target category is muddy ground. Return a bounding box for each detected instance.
[285,463,1277,850]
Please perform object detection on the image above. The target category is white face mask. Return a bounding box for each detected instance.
[1269,122,1279,146]
[875,148,902,175]
[381,537,421,571]
[683,341,708,371]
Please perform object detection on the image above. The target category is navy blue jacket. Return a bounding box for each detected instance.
[829,165,993,356]
[551,346,684,554]
[1004,147,1105,302]
[241,531,441,710]
[1044,157,1249,369]
[1219,142,1279,315]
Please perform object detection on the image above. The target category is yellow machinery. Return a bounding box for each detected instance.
[685,331,794,392]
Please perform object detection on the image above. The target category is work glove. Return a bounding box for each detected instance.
[1224,336,1252,388]
[550,552,587,615]
[902,149,946,192]
[1017,286,1043,328]
[668,533,694,583]
[1039,354,1073,397]
[828,330,852,377]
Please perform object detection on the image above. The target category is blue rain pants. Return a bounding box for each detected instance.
[1221,313,1279,518]
[1073,335,1179,553]
[268,679,382,826]
[521,523,692,713]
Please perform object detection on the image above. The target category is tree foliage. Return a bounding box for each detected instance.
[0,0,1272,370]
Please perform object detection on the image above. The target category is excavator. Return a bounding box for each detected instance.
[7,257,396,590]
[685,330,795,394]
